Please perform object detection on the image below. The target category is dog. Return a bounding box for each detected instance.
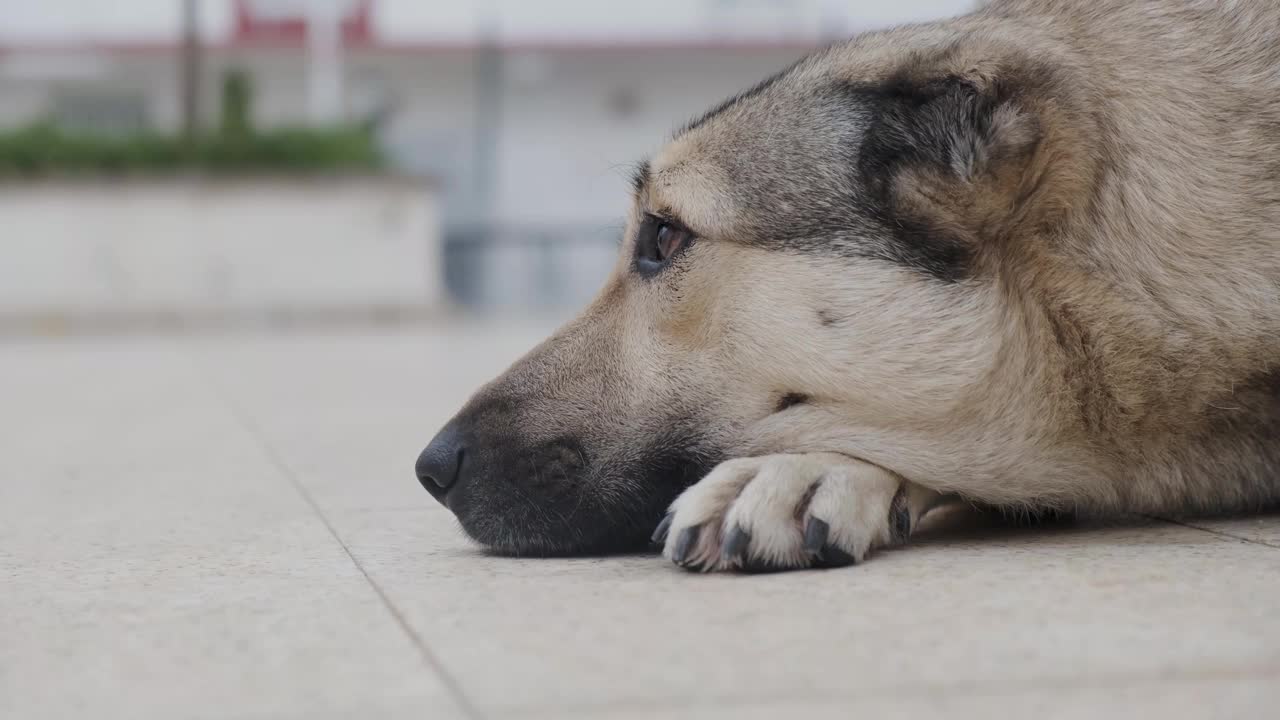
[416,0,1280,572]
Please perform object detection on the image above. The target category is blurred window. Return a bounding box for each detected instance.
[50,91,149,135]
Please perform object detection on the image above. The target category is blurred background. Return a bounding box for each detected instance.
[0,0,975,332]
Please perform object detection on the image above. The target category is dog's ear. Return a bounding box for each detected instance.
[860,66,1039,185]
[854,58,1091,278]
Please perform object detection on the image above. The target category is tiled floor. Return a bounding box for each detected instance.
[4,325,1279,719]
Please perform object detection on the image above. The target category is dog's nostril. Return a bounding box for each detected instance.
[416,427,465,495]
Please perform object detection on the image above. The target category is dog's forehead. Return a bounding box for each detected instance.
[646,134,740,238]
[642,71,869,244]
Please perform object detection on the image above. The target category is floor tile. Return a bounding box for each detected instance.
[1162,514,1280,549]
[0,340,467,720]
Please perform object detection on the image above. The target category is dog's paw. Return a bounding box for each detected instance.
[653,453,933,573]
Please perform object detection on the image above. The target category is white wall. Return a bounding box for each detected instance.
[0,1,976,45]
[490,48,811,228]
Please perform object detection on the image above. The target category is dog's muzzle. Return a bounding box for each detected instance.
[412,366,715,555]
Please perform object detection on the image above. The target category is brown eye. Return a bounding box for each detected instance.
[656,223,690,261]
[635,217,694,275]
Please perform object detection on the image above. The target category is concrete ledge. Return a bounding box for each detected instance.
[0,176,443,325]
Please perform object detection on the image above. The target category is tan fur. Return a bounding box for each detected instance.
[639,0,1280,515]
[427,0,1280,569]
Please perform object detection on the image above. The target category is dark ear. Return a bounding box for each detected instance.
[853,63,1069,280]
[860,69,1039,185]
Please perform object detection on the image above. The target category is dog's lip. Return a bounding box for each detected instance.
[447,479,675,557]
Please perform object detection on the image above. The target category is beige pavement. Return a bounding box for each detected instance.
[3,325,1278,719]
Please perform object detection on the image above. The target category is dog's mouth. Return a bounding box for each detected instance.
[444,472,677,557]
[417,423,723,556]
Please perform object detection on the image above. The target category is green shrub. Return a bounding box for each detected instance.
[0,124,383,178]
[219,69,254,139]
[0,66,383,177]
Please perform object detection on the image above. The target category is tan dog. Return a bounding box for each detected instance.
[417,0,1280,572]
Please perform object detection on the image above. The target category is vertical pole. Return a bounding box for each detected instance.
[472,1,501,237]
[180,0,201,144]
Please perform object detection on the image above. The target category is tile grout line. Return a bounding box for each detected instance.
[1148,515,1280,550]
[189,352,486,720]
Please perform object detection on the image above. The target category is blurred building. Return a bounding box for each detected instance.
[0,0,973,310]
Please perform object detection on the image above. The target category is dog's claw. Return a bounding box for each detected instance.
[805,516,855,567]
[889,486,911,544]
[651,513,674,545]
[741,558,791,574]
[672,525,700,567]
[720,525,751,564]
[817,543,857,568]
[803,517,829,554]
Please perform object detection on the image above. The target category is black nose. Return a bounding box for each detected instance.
[416,426,465,503]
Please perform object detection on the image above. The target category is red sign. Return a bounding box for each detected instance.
[233,0,373,44]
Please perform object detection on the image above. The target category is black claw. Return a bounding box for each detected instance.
[672,526,700,567]
[892,507,911,544]
[651,513,674,545]
[889,486,912,544]
[803,517,830,554]
[720,525,752,563]
[740,558,794,574]
[816,543,857,568]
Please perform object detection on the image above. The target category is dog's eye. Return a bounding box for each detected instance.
[656,223,691,261]
[635,218,693,273]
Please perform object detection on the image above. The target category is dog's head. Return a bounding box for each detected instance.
[417,26,1096,555]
